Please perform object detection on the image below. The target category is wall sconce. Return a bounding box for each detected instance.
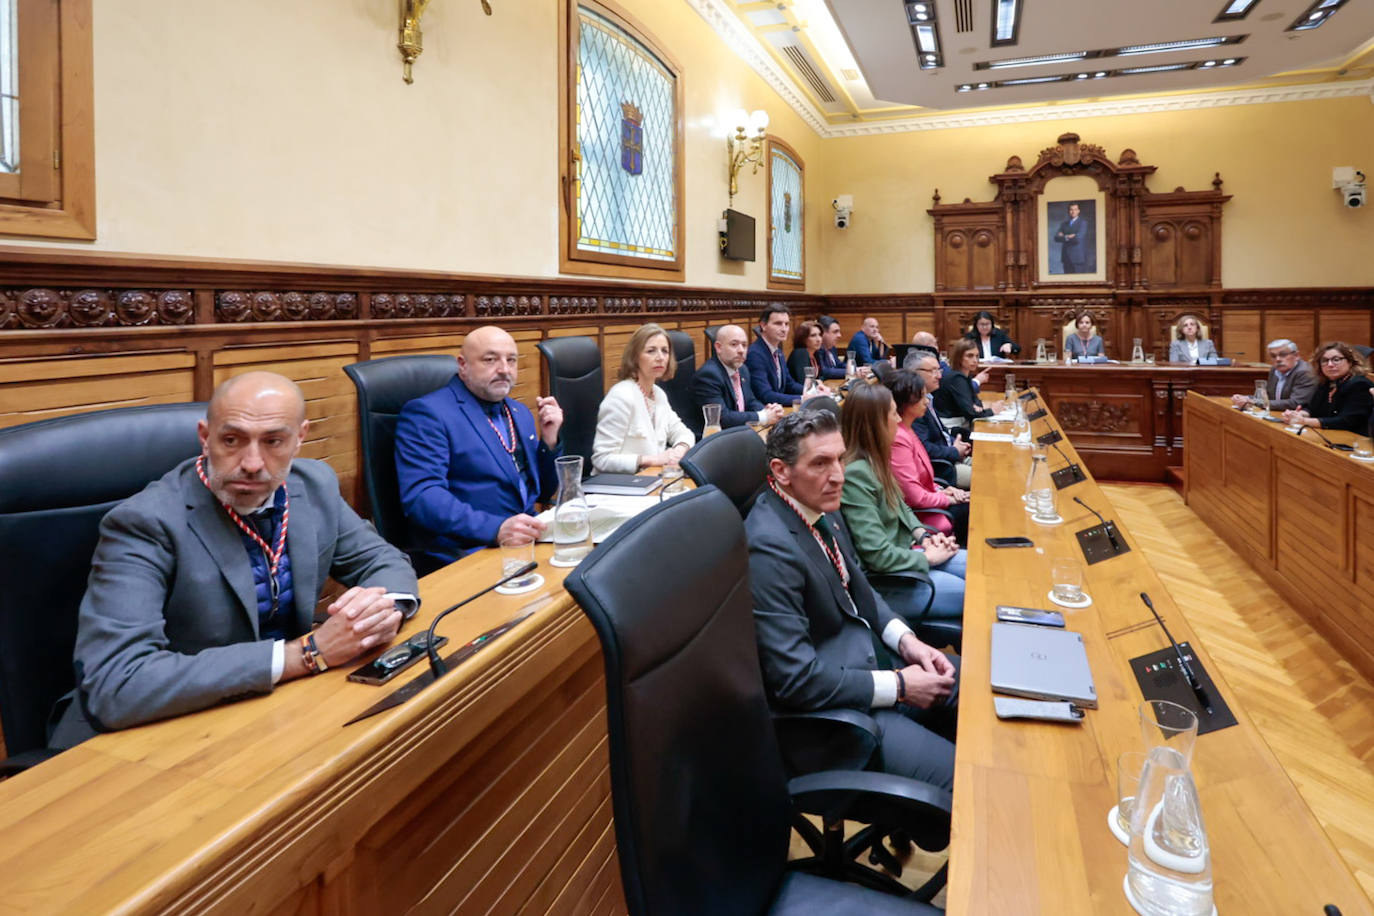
[399,0,493,85]
[726,109,770,204]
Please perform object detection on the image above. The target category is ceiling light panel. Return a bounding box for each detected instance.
[990,0,1020,46]
[1115,36,1239,55]
[956,57,1246,92]
[905,1,944,69]
[1214,0,1261,22]
[976,35,1244,72]
[1287,0,1347,30]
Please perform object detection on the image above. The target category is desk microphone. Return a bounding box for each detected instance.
[1072,495,1124,550]
[1050,440,1075,468]
[1139,592,1212,716]
[425,561,538,677]
[1299,425,1355,451]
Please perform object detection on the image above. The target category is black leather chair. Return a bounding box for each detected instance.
[536,336,603,474]
[704,325,723,350]
[564,486,946,915]
[0,402,206,765]
[342,354,456,574]
[680,426,767,517]
[661,329,699,436]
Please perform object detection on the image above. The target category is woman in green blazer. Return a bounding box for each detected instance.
[839,381,967,622]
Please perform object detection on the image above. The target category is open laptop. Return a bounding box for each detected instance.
[990,622,1098,708]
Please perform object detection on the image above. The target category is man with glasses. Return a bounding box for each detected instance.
[1230,339,1317,412]
[904,351,972,488]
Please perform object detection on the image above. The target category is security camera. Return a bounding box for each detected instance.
[832,194,853,230]
[1333,167,1365,209]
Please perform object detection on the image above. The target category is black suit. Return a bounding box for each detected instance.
[934,371,993,422]
[1054,215,1091,272]
[913,401,961,466]
[1304,374,1374,432]
[690,356,763,433]
[745,488,956,788]
[963,329,1018,359]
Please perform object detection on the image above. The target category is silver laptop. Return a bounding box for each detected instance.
[990,622,1098,708]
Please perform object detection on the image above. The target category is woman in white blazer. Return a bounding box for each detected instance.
[592,323,695,473]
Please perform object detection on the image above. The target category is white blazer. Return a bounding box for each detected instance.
[592,379,695,474]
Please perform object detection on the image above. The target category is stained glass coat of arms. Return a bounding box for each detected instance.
[770,147,803,282]
[575,7,677,263]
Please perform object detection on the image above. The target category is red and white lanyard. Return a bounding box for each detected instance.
[485,401,518,457]
[767,476,848,589]
[196,455,289,607]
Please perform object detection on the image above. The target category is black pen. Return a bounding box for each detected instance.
[1139,592,1213,716]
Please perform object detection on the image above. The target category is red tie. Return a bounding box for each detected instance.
[772,349,782,386]
[731,371,744,410]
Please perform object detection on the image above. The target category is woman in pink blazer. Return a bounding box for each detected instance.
[888,369,969,544]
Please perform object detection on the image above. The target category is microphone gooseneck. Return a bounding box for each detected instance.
[426,561,539,677]
[1139,592,1212,715]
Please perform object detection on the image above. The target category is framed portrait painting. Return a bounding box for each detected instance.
[1038,177,1106,284]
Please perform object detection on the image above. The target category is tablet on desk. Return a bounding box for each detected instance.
[990,622,1097,708]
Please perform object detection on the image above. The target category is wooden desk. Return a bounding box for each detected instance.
[979,363,1268,481]
[0,547,628,914]
[1183,393,1374,682]
[947,400,1372,915]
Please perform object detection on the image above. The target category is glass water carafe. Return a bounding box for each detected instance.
[551,455,593,566]
[1125,745,1213,915]
[1035,338,1047,363]
[1011,398,1031,448]
[1132,338,1145,363]
[1027,449,1055,520]
[1252,380,1269,414]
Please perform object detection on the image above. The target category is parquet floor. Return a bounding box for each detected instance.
[1103,482,1374,899]
[791,483,1374,905]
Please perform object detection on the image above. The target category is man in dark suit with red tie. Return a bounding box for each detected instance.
[746,306,808,407]
[690,324,785,435]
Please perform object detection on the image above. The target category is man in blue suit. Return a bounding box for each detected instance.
[395,326,564,566]
[849,317,892,368]
[906,351,972,489]
[746,306,807,407]
[691,324,785,433]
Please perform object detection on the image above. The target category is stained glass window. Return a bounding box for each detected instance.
[564,2,683,278]
[768,140,805,288]
[1,0,17,174]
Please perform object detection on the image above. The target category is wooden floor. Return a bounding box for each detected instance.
[794,483,1374,904]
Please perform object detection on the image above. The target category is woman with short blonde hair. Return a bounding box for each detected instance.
[593,323,694,473]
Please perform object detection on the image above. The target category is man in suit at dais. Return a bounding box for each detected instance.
[745,410,959,788]
[395,326,565,566]
[53,371,418,745]
[690,324,785,432]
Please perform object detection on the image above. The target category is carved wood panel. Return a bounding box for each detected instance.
[929,134,1228,293]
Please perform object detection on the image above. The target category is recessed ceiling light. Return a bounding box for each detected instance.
[1202,60,1217,66]
[1117,37,1235,56]
[1119,63,1195,74]
[1215,0,1261,21]
[1223,57,1237,64]
[1001,75,1068,85]
[992,0,1022,46]
[1287,0,1346,30]
[984,51,1088,70]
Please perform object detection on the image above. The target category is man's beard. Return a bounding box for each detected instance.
[204,455,289,512]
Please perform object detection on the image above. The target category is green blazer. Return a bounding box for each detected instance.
[840,458,933,575]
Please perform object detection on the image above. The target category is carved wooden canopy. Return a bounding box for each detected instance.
[928,132,1230,293]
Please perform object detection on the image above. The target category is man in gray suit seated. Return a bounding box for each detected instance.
[52,371,417,746]
[745,410,958,789]
[1230,338,1318,411]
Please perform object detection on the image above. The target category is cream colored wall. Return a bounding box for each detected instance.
[7,0,823,292]
[818,96,1374,292]
[10,1,1372,296]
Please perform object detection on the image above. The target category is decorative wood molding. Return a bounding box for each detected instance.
[0,287,195,328]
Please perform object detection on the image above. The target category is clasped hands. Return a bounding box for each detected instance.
[895,632,955,709]
[286,586,403,680]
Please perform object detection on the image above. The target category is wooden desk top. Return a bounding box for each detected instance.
[0,544,598,913]
[946,396,1373,915]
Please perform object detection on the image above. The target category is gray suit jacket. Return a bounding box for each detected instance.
[54,457,416,743]
[1266,359,1318,411]
[1168,338,1219,363]
[745,488,898,712]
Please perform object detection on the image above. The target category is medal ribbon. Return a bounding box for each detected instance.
[196,455,290,612]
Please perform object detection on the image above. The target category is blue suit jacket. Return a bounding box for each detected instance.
[913,398,962,466]
[818,346,846,380]
[746,337,803,406]
[395,376,559,564]
[848,331,891,366]
[691,356,763,432]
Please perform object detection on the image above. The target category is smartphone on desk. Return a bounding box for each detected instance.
[985,536,1034,549]
[995,605,1066,628]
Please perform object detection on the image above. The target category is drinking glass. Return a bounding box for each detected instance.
[804,365,817,384]
[1115,750,1148,840]
[1354,436,1374,459]
[498,534,537,589]
[659,465,688,500]
[702,403,722,438]
[1144,351,1156,366]
[1050,557,1083,603]
[1139,699,1199,767]
[1045,348,1057,364]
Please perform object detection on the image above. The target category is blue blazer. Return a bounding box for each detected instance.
[913,399,962,466]
[746,337,803,406]
[691,356,763,433]
[395,376,559,565]
[848,331,891,366]
[818,346,846,380]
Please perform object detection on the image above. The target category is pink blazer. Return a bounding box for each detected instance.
[891,424,953,535]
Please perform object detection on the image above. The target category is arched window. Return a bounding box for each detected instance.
[560,1,684,280]
[767,137,805,289]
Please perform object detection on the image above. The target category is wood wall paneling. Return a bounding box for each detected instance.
[0,351,195,429]
[1319,309,1373,351]
[1221,309,1261,362]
